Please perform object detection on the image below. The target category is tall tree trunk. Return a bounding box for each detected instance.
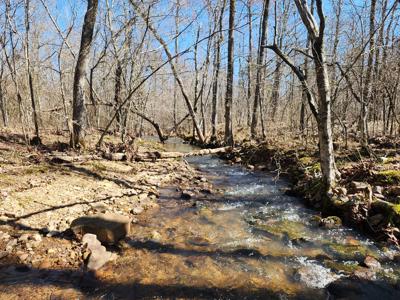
[24,0,40,142]
[360,0,377,148]
[211,0,226,142]
[0,61,7,127]
[173,0,180,131]
[224,0,236,146]
[246,0,253,127]
[250,0,270,138]
[71,0,99,147]
[296,0,336,190]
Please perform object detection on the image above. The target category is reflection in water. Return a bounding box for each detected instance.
[104,151,400,299]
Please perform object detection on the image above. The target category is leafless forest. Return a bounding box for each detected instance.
[1,0,400,190]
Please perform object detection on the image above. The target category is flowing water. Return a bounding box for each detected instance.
[101,139,400,299]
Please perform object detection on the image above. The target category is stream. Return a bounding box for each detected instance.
[104,139,400,299]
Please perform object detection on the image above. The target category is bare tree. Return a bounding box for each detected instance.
[210,0,226,142]
[268,0,337,190]
[224,0,236,146]
[250,0,270,138]
[71,0,99,148]
[24,0,40,143]
[130,1,206,144]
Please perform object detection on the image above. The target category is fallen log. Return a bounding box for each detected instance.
[132,146,232,161]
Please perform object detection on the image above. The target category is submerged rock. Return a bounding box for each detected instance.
[294,260,342,289]
[319,216,342,229]
[363,256,381,270]
[71,213,131,244]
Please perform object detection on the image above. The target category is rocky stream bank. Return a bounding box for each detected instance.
[0,131,213,298]
[218,137,400,247]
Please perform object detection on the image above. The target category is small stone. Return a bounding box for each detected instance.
[47,248,56,254]
[91,203,109,213]
[18,233,30,243]
[363,256,381,270]
[0,251,8,260]
[18,253,29,261]
[46,231,58,237]
[373,186,383,194]
[137,193,148,202]
[151,231,161,240]
[351,181,371,192]
[32,233,42,242]
[6,239,17,251]
[354,267,376,280]
[82,233,115,271]
[0,231,10,241]
[39,259,52,269]
[130,206,144,215]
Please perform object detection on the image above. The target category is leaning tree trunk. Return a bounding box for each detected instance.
[224,0,236,146]
[130,1,205,144]
[71,0,99,148]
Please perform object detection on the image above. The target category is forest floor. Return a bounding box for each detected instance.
[0,129,212,299]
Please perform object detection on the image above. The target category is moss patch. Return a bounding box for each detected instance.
[376,170,400,185]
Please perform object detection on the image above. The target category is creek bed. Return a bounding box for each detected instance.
[104,139,400,299]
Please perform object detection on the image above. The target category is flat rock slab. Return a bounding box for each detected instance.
[71,213,131,244]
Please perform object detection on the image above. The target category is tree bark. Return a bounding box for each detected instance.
[246,0,253,127]
[250,0,270,138]
[71,0,99,148]
[224,0,236,146]
[211,0,226,142]
[360,0,377,147]
[24,0,40,142]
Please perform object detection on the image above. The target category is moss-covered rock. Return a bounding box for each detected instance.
[324,243,376,261]
[324,260,359,274]
[253,220,307,240]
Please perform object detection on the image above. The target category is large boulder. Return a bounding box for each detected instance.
[71,213,131,244]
